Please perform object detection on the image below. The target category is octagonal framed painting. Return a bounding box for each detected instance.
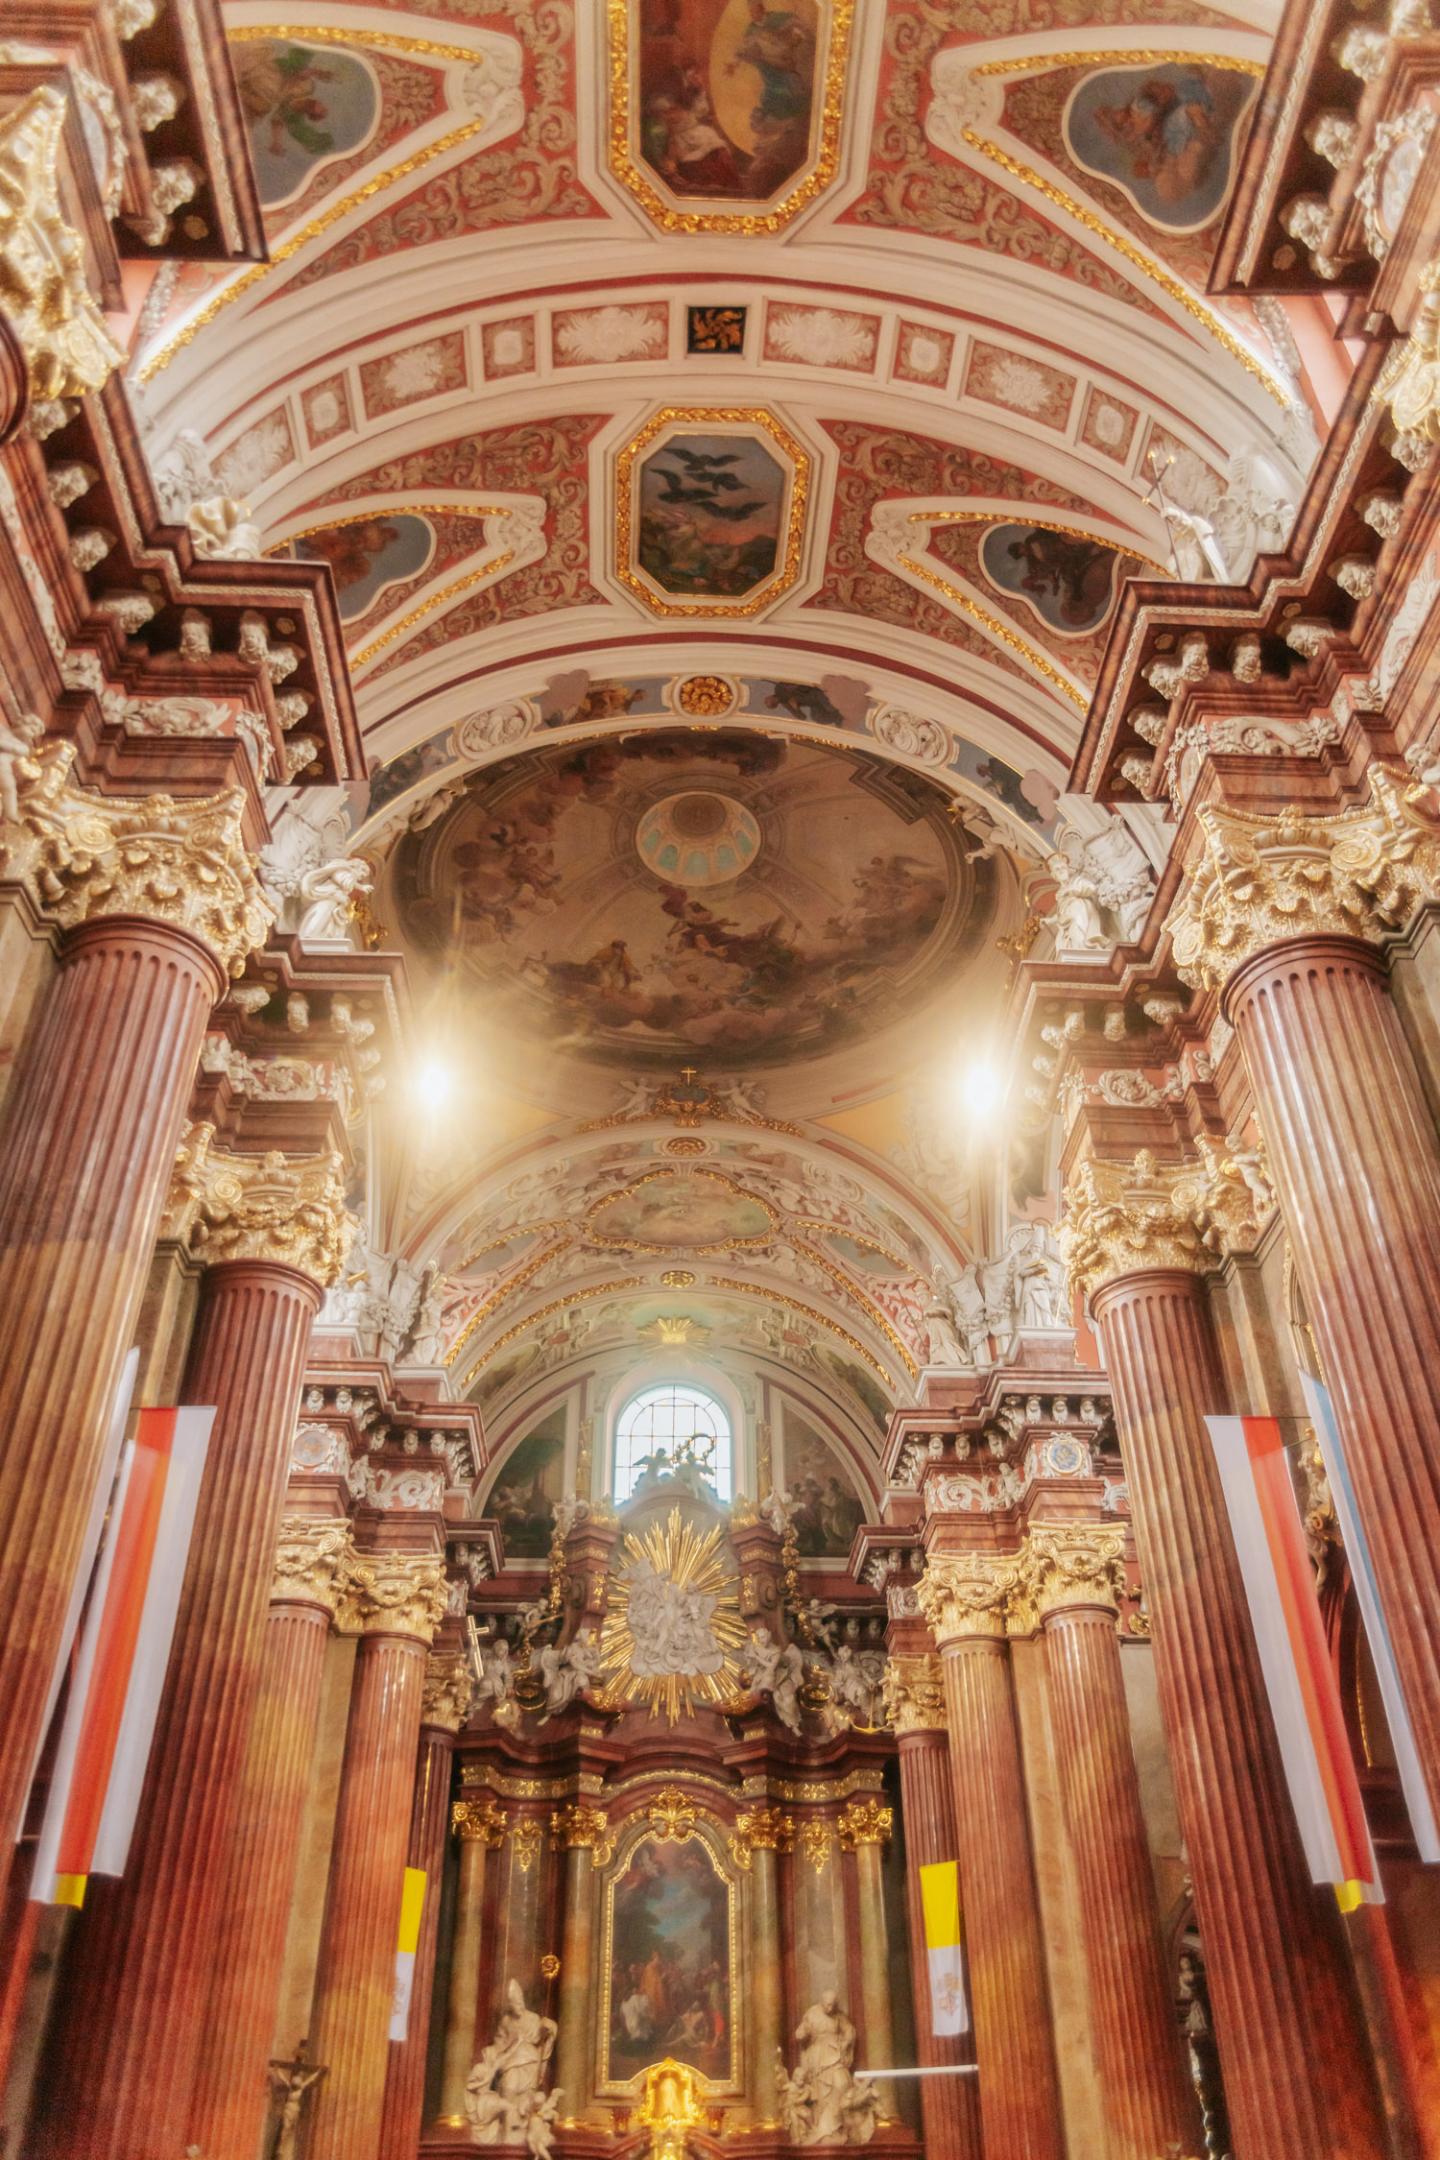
[615,406,811,620]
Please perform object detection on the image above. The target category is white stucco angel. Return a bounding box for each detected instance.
[296,856,373,946]
[538,1625,602,1720]
[745,1624,806,1734]
[829,1645,888,1729]
[471,1632,515,1717]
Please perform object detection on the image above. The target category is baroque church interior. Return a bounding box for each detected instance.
[4,1,1440,2157]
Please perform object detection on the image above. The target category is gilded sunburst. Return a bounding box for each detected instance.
[597,1508,748,1725]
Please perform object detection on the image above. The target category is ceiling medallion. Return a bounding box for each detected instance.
[607,0,855,236]
[660,1268,698,1286]
[676,673,738,716]
[636,789,761,887]
[597,1509,748,1724]
[614,406,810,620]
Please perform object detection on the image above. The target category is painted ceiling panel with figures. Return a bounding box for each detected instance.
[136,0,1303,1464]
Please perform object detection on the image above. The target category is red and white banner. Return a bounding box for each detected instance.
[31,1404,214,1907]
[1206,1412,1380,1909]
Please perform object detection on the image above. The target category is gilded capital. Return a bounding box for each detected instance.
[1023,1525,1127,1621]
[421,1649,474,1734]
[881,1653,947,1735]
[730,1806,793,1870]
[1061,1147,1263,1300]
[837,1798,893,1850]
[270,1518,353,1616]
[345,1550,448,1643]
[1387,257,1440,451]
[164,1123,354,1285]
[549,1803,614,1866]
[0,740,271,975]
[917,1552,1018,1645]
[1165,768,1440,995]
[452,1795,507,1846]
[0,89,125,402]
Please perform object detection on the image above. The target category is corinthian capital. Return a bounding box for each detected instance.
[837,1799,893,1850]
[1165,767,1440,994]
[452,1795,507,1846]
[0,738,271,974]
[1387,257,1440,454]
[1022,1524,1127,1620]
[163,1123,353,1284]
[421,1649,474,1733]
[346,1550,447,1642]
[0,89,125,403]
[549,1803,614,1866]
[1061,1147,1264,1300]
[917,1552,1018,1645]
[271,1518,353,1615]
[881,1653,947,1735]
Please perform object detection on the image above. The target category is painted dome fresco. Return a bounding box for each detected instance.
[394,731,996,1071]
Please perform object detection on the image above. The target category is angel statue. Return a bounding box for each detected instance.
[538,1625,602,1721]
[296,855,373,946]
[267,2039,326,2160]
[744,1624,806,1734]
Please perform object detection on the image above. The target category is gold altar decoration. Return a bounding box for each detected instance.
[649,1788,700,1842]
[596,1510,748,1725]
[452,1796,508,1847]
[510,1818,543,1874]
[551,1803,615,1868]
[675,675,736,717]
[730,1806,793,1871]
[836,1800,893,1851]
[1165,766,1440,992]
[631,2058,715,2160]
[0,88,125,403]
[164,1126,354,1285]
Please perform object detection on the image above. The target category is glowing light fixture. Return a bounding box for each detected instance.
[961,1061,1003,1118]
[414,1059,453,1114]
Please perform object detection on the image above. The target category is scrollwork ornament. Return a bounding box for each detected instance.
[880,1654,946,1735]
[1023,1525,1127,1621]
[1165,767,1440,994]
[0,738,272,974]
[346,1551,447,1643]
[0,89,125,403]
[270,1518,353,1615]
[916,1552,1017,1645]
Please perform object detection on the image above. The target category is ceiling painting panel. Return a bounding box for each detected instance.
[609,0,854,233]
[616,407,810,619]
[233,35,386,211]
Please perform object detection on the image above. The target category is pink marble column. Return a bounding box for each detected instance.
[305,1553,445,2160]
[0,916,222,1856]
[379,1650,469,2159]
[1225,935,1440,1823]
[187,1520,353,2160]
[32,1146,346,2160]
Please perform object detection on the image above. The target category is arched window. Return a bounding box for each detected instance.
[613,1380,733,1503]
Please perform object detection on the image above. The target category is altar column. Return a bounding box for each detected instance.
[549,1804,611,2121]
[437,1797,506,2126]
[379,1649,472,2159]
[884,1656,981,2160]
[189,1519,355,2160]
[305,1550,447,2160]
[1168,800,1440,1823]
[34,1148,348,2160]
[918,1554,1064,2160]
[0,779,267,1855]
[736,1807,788,2128]
[839,1800,898,2123]
[1027,1524,1203,2160]
[1065,1154,1389,2160]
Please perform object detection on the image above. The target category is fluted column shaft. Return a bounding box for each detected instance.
[1093,1269,1386,2158]
[380,1714,458,2158]
[439,1810,499,2124]
[0,917,221,1854]
[894,1729,981,2160]
[189,1522,351,2160]
[35,1255,321,2160]
[1226,935,1440,1820]
[306,1573,440,2160]
[940,1638,1064,2160]
[1040,1591,1201,2160]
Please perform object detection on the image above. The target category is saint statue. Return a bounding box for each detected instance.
[777,1993,880,2147]
[466,1979,560,2151]
[267,2039,326,2160]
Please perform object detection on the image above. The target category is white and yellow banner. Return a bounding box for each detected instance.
[919,1860,969,2036]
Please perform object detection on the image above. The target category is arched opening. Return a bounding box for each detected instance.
[613,1379,734,1504]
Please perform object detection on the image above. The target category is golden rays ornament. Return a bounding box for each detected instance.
[597,1508,747,1725]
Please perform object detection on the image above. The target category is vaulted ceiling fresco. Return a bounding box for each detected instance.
[135,0,1300,1455]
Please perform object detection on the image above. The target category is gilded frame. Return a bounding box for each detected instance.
[598,1813,742,2097]
[614,405,811,621]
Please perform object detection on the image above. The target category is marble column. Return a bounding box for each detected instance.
[438,1798,507,2126]
[0,772,267,1855]
[189,1520,355,2160]
[884,1658,981,2160]
[735,1808,788,2128]
[1027,1524,1203,2160]
[34,1146,347,2160]
[305,1551,447,2160]
[918,1555,1064,2160]
[379,1648,470,2159]
[549,1804,610,2121]
[1168,785,1440,1824]
[839,1800,897,2121]
[1066,1153,1389,2160]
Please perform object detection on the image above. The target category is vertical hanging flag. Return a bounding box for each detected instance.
[1300,1373,1440,1864]
[1206,1411,1381,1909]
[390,1866,428,2040]
[919,1860,969,2035]
[31,1403,214,1907]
